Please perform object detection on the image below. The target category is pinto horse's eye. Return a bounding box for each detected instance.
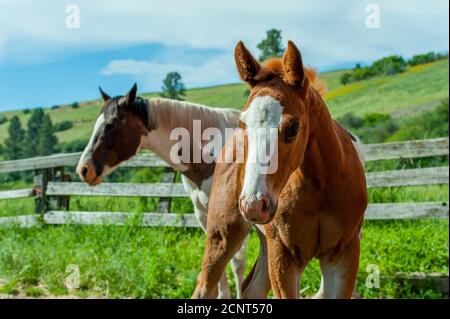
[105,123,116,132]
[104,123,116,150]
[284,122,300,142]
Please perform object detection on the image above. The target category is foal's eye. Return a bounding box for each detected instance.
[285,122,300,141]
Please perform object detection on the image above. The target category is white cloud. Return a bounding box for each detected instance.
[101,53,238,92]
[0,0,448,67]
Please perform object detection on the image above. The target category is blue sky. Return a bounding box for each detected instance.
[0,0,448,111]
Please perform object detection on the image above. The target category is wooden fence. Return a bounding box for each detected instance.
[0,137,449,294]
[0,137,448,228]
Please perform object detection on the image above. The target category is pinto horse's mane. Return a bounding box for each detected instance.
[147,97,240,134]
[261,58,327,96]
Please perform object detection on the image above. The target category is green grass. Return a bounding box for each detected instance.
[0,218,447,299]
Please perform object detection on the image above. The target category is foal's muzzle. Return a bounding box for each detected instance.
[239,195,275,224]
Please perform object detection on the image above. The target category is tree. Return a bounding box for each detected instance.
[4,116,25,160]
[160,72,186,100]
[371,55,406,76]
[24,108,45,157]
[257,29,285,61]
[340,72,352,85]
[37,114,58,156]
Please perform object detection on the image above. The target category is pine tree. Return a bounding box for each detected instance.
[37,114,58,156]
[257,29,285,62]
[24,108,45,157]
[4,116,25,160]
[160,72,186,101]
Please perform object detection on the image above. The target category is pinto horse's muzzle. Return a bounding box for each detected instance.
[76,160,102,186]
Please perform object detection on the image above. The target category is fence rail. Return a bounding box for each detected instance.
[1,137,448,174]
[0,137,448,225]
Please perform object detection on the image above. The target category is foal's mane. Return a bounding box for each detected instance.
[261,58,327,96]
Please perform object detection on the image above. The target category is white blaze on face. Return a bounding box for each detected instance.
[78,113,105,165]
[240,96,283,204]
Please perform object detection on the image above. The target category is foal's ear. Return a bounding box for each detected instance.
[124,83,137,106]
[234,41,261,85]
[282,41,308,92]
[99,86,111,102]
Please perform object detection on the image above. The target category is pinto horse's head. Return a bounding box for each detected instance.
[76,84,152,186]
[235,41,312,224]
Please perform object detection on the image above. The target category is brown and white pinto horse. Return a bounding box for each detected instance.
[193,41,367,299]
[76,84,253,298]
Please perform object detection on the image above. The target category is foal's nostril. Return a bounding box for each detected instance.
[261,199,268,212]
[81,166,88,178]
[258,196,270,213]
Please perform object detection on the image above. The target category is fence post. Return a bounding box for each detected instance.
[156,167,177,213]
[48,166,71,211]
[34,169,50,214]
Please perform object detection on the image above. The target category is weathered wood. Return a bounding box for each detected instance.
[122,154,168,168]
[46,182,187,197]
[39,202,450,226]
[1,138,447,173]
[0,153,80,173]
[0,202,447,229]
[0,188,34,200]
[156,168,177,213]
[47,167,71,211]
[34,169,49,214]
[388,272,449,296]
[363,137,449,162]
[0,152,168,173]
[366,166,449,188]
[0,215,40,228]
[365,202,448,220]
[45,167,449,198]
[43,211,199,227]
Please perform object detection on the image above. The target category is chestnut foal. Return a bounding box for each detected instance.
[193,41,367,299]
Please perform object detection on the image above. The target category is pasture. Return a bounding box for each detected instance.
[0,59,448,299]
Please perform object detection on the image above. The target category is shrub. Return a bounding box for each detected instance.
[337,112,364,130]
[408,52,447,66]
[364,113,392,126]
[371,55,407,76]
[71,102,79,109]
[51,105,60,110]
[59,139,88,152]
[340,72,352,85]
[23,109,31,114]
[0,114,7,125]
[54,121,73,132]
[388,100,449,141]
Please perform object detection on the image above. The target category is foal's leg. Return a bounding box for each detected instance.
[267,229,303,299]
[230,236,247,299]
[192,209,252,299]
[194,207,231,299]
[317,236,360,299]
[242,227,271,299]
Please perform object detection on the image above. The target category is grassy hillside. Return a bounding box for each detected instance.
[0,59,448,145]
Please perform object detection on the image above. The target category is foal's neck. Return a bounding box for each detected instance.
[302,90,345,183]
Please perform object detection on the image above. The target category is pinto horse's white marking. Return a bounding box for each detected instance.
[79,113,105,164]
[239,96,283,207]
